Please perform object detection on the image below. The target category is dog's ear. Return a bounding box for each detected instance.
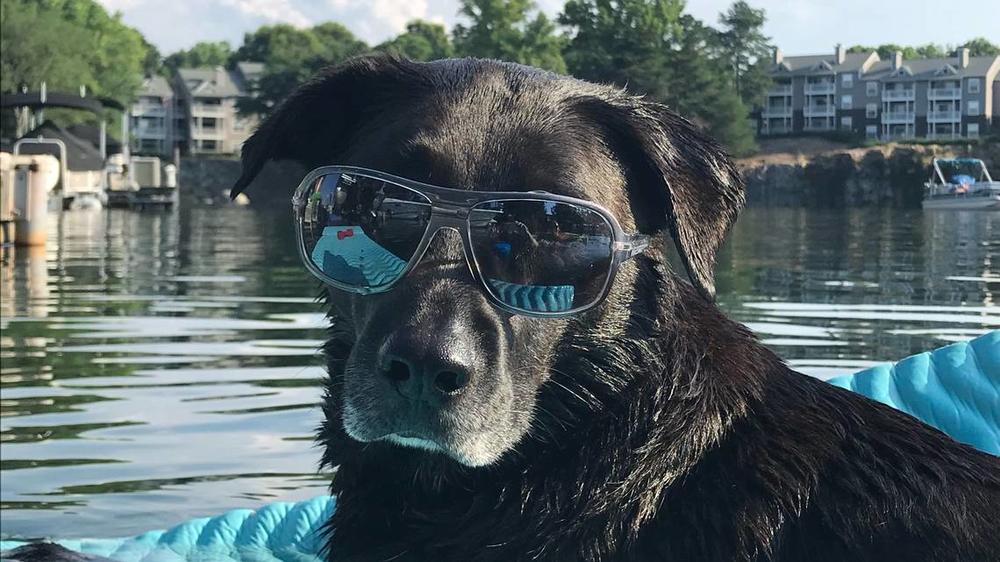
[231,54,429,197]
[574,95,745,300]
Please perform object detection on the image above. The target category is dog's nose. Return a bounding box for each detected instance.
[378,347,473,401]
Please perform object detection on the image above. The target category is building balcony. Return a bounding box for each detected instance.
[804,82,835,95]
[133,127,167,138]
[768,85,793,96]
[191,128,225,140]
[762,107,792,118]
[882,89,915,101]
[927,110,961,122]
[881,111,915,124]
[191,104,226,116]
[760,125,791,135]
[928,87,961,100]
[803,122,834,132]
[132,105,167,116]
[803,105,835,117]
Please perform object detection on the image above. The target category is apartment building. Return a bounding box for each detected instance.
[172,64,261,155]
[758,46,1000,141]
[130,75,177,157]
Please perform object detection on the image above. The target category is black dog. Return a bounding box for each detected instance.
[12,55,995,562]
[231,56,1000,561]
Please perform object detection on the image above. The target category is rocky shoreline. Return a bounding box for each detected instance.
[737,141,999,208]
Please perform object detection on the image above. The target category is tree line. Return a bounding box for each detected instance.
[3,0,998,156]
[155,0,776,155]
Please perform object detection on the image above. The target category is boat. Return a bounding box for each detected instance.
[2,330,998,561]
[922,158,1000,210]
[1,89,178,211]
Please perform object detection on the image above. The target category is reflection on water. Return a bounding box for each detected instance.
[716,208,998,378]
[1,206,998,540]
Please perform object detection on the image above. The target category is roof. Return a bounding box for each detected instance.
[880,56,1000,81]
[1,91,105,113]
[236,62,264,84]
[770,52,875,76]
[176,67,246,98]
[16,121,108,171]
[138,75,174,98]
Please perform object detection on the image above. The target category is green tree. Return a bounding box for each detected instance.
[164,41,232,69]
[232,23,368,114]
[1,0,149,103]
[717,1,771,107]
[560,0,684,91]
[311,22,370,62]
[962,37,1000,56]
[453,0,566,73]
[560,0,755,155]
[378,21,454,61]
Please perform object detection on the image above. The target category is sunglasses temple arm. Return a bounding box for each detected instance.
[616,234,651,260]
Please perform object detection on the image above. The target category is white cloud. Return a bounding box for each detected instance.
[372,0,429,35]
[220,0,313,28]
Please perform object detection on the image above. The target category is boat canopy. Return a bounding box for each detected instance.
[0,91,125,112]
[16,121,107,171]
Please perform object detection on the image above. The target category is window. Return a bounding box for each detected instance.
[201,117,218,130]
[968,123,980,138]
[841,95,853,109]
[841,116,853,130]
[968,78,981,94]
[866,103,877,118]
[200,140,218,151]
[842,73,853,87]
[866,81,878,96]
[865,125,878,139]
[968,101,980,116]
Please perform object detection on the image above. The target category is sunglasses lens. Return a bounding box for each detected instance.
[299,172,431,288]
[469,200,615,314]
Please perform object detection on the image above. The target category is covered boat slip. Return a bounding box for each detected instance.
[2,330,997,562]
[1,91,177,210]
[923,158,1000,209]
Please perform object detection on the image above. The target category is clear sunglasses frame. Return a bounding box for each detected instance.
[291,165,650,318]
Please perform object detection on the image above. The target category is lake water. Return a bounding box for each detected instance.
[1,205,998,540]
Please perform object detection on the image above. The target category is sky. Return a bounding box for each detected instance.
[98,0,999,57]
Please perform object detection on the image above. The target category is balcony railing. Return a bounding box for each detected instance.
[803,105,835,117]
[804,82,835,95]
[928,87,961,99]
[761,126,791,135]
[927,110,961,122]
[133,127,166,137]
[191,127,225,140]
[762,107,792,118]
[191,104,225,116]
[768,85,793,96]
[132,104,167,116]
[803,122,834,131]
[926,132,960,141]
[881,111,915,124]
[882,89,915,101]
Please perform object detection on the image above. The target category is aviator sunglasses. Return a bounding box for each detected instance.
[292,166,650,317]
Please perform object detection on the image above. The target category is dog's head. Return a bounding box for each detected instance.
[232,56,743,467]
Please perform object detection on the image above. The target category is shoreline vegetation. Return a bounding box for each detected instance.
[3,0,999,157]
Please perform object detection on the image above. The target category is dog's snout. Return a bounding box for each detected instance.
[379,345,474,402]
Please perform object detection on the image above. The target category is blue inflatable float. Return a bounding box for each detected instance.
[3,330,998,562]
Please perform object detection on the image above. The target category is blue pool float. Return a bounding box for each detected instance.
[3,330,997,561]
